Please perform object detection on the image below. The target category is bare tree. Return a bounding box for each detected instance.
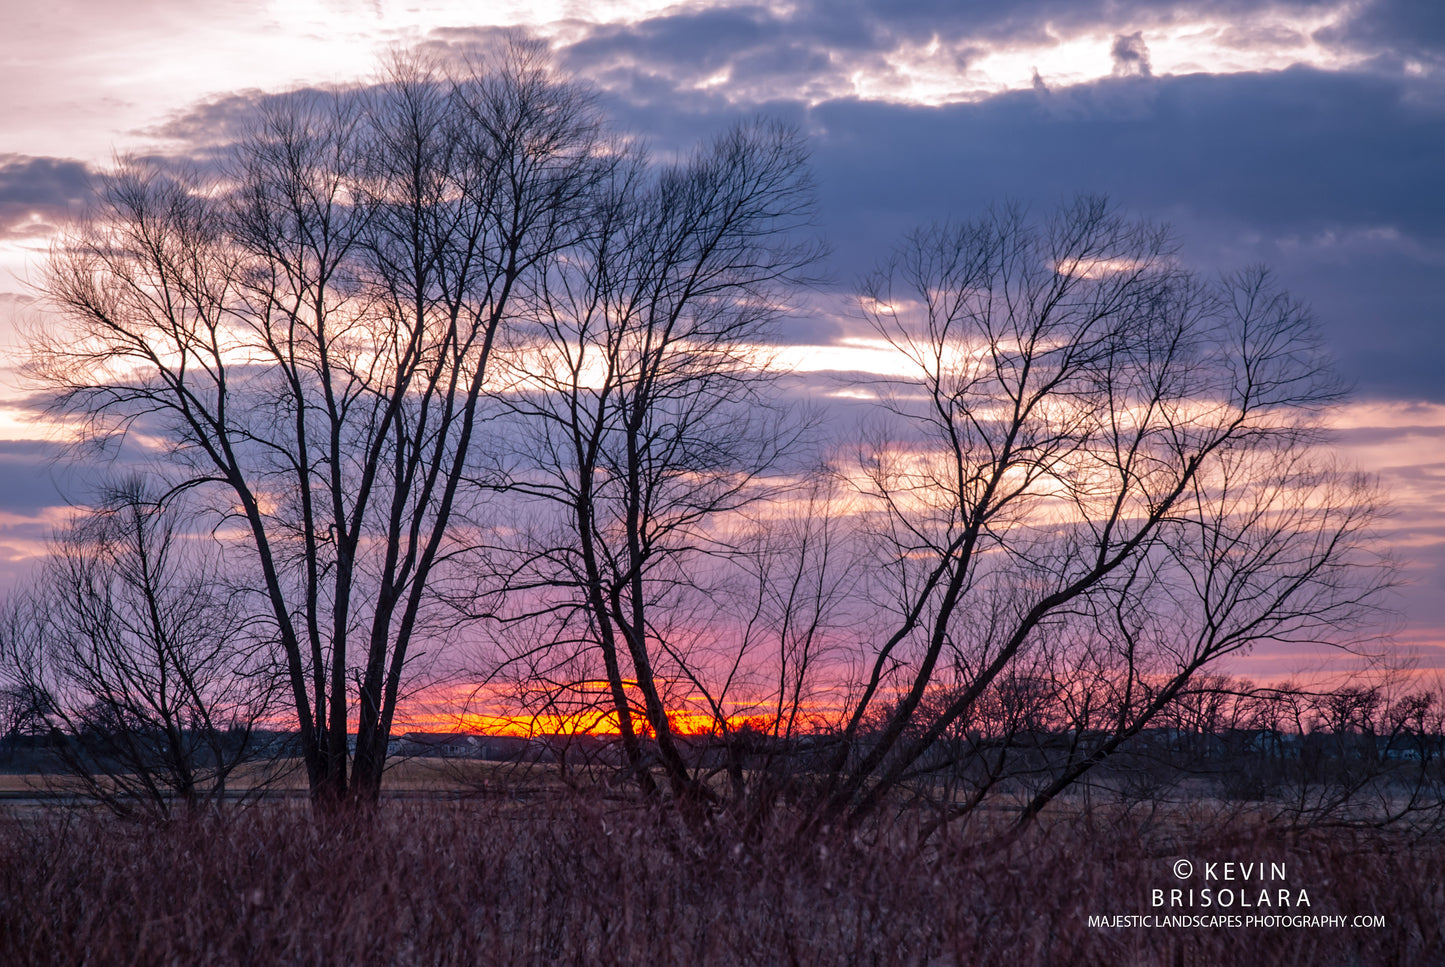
[0,684,44,766]
[814,198,1394,832]
[482,118,822,802]
[22,41,1397,836]
[28,44,608,804]
[0,482,278,817]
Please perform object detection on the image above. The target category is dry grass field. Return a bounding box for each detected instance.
[0,757,560,801]
[1,790,1441,966]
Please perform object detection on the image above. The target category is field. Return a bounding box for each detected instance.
[0,758,571,806]
[1,787,1441,966]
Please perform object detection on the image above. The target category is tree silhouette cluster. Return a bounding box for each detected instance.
[2,45,1398,827]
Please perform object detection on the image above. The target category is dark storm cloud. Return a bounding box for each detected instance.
[0,155,91,238]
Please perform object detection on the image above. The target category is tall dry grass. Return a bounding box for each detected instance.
[0,796,1440,965]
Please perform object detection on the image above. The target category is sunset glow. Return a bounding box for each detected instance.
[1,0,1441,736]
[3,12,1445,965]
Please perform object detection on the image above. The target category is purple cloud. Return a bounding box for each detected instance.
[0,155,91,239]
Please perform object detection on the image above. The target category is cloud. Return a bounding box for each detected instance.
[4,3,1440,671]
[1111,31,1152,77]
[0,440,70,516]
[802,64,1445,244]
[96,35,1445,405]
[0,155,92,239]
[1318,0,1445,66]
[147,90,280,156]
[531,0,1437,116]
[1217,22,1313,52]
[789,66,1445,398]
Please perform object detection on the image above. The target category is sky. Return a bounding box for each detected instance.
[1,0,1443,680]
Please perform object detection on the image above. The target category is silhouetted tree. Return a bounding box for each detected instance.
[0,482,278,817]
[485,118,822,803]
[814,198,1393,832]
[30,43,609,804]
